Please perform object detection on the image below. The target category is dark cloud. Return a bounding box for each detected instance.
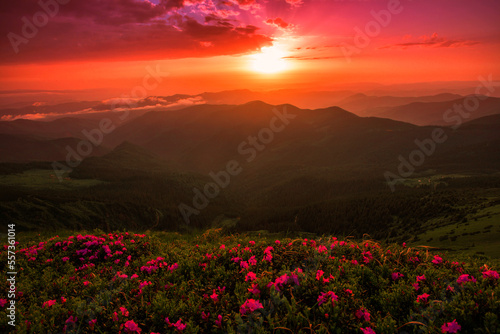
[380,33,480,50]
[283,55,343,60]
[161,0,188,11]
[0,0,273,63]
[265,17,289,29]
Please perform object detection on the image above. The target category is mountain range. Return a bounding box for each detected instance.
[1,98,500,236]
[1,100,499,180]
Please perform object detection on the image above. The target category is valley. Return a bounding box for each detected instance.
[1,99,499,262]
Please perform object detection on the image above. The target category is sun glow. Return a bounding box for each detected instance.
[250,45,289,74]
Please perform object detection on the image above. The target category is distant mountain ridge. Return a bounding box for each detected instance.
[3,90,499,128]
[337,93,463,115]
[374,96,500,126]
[0,90,475,122]
[0,101,499,179]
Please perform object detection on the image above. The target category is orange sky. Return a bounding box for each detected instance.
[1,0,499,95]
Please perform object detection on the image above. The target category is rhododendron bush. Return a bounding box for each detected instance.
[1,229,499,333]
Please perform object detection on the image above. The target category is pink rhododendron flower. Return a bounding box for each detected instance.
[263,253,273,262]
[441,319,461,333]
[432,255,443,265]
[355,308,371,322]
[317,245,328,253]
[391,272,404,281]
[173,319,186,331]
[322,274,334,283]
[210,290,218,302]
[215,314,223,328]
[43,300,56,308]
[248,283,260,296]
[0,299,7,307]
[138,281,152,289]
[64,315,77,332]
[362,251,373,264]
[248,256,257,266]
[64,315,77,326]
[201,311,210,321]
[166,318,186,331]
[245,272,257,282]
[409,256,420,263]
[123,320,141,333]
[290,272,300,286]
[89,319,96,330]
[316,270,324,280]
[412,283,420,291]
[417,293,430,303]
[240,299,264,315]
[457,274,476,285]
[317,291,338,306]
[249,241,255,246]
[120,307,129,317]
[268,273,298,291]
[361,327,376,334]
[416,275,426,282]
[482,270,499,280]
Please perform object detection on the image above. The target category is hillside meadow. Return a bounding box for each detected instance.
[1,229,499,333]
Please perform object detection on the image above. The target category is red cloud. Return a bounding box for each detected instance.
[265,17,290,29]
[285,0,303,7]
[379,33,480,50]
[229,0,261,11]
[0,0,273,63]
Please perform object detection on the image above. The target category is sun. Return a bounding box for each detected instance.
[250,45,289,74]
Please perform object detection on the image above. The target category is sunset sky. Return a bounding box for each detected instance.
[1,0,499,95]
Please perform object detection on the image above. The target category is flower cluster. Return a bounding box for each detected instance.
[0,230,498,333]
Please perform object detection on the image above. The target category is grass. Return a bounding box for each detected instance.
[0,169,103,191]
[410,204,500,262]
[399,173,471,188]
[1,229,499,333]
